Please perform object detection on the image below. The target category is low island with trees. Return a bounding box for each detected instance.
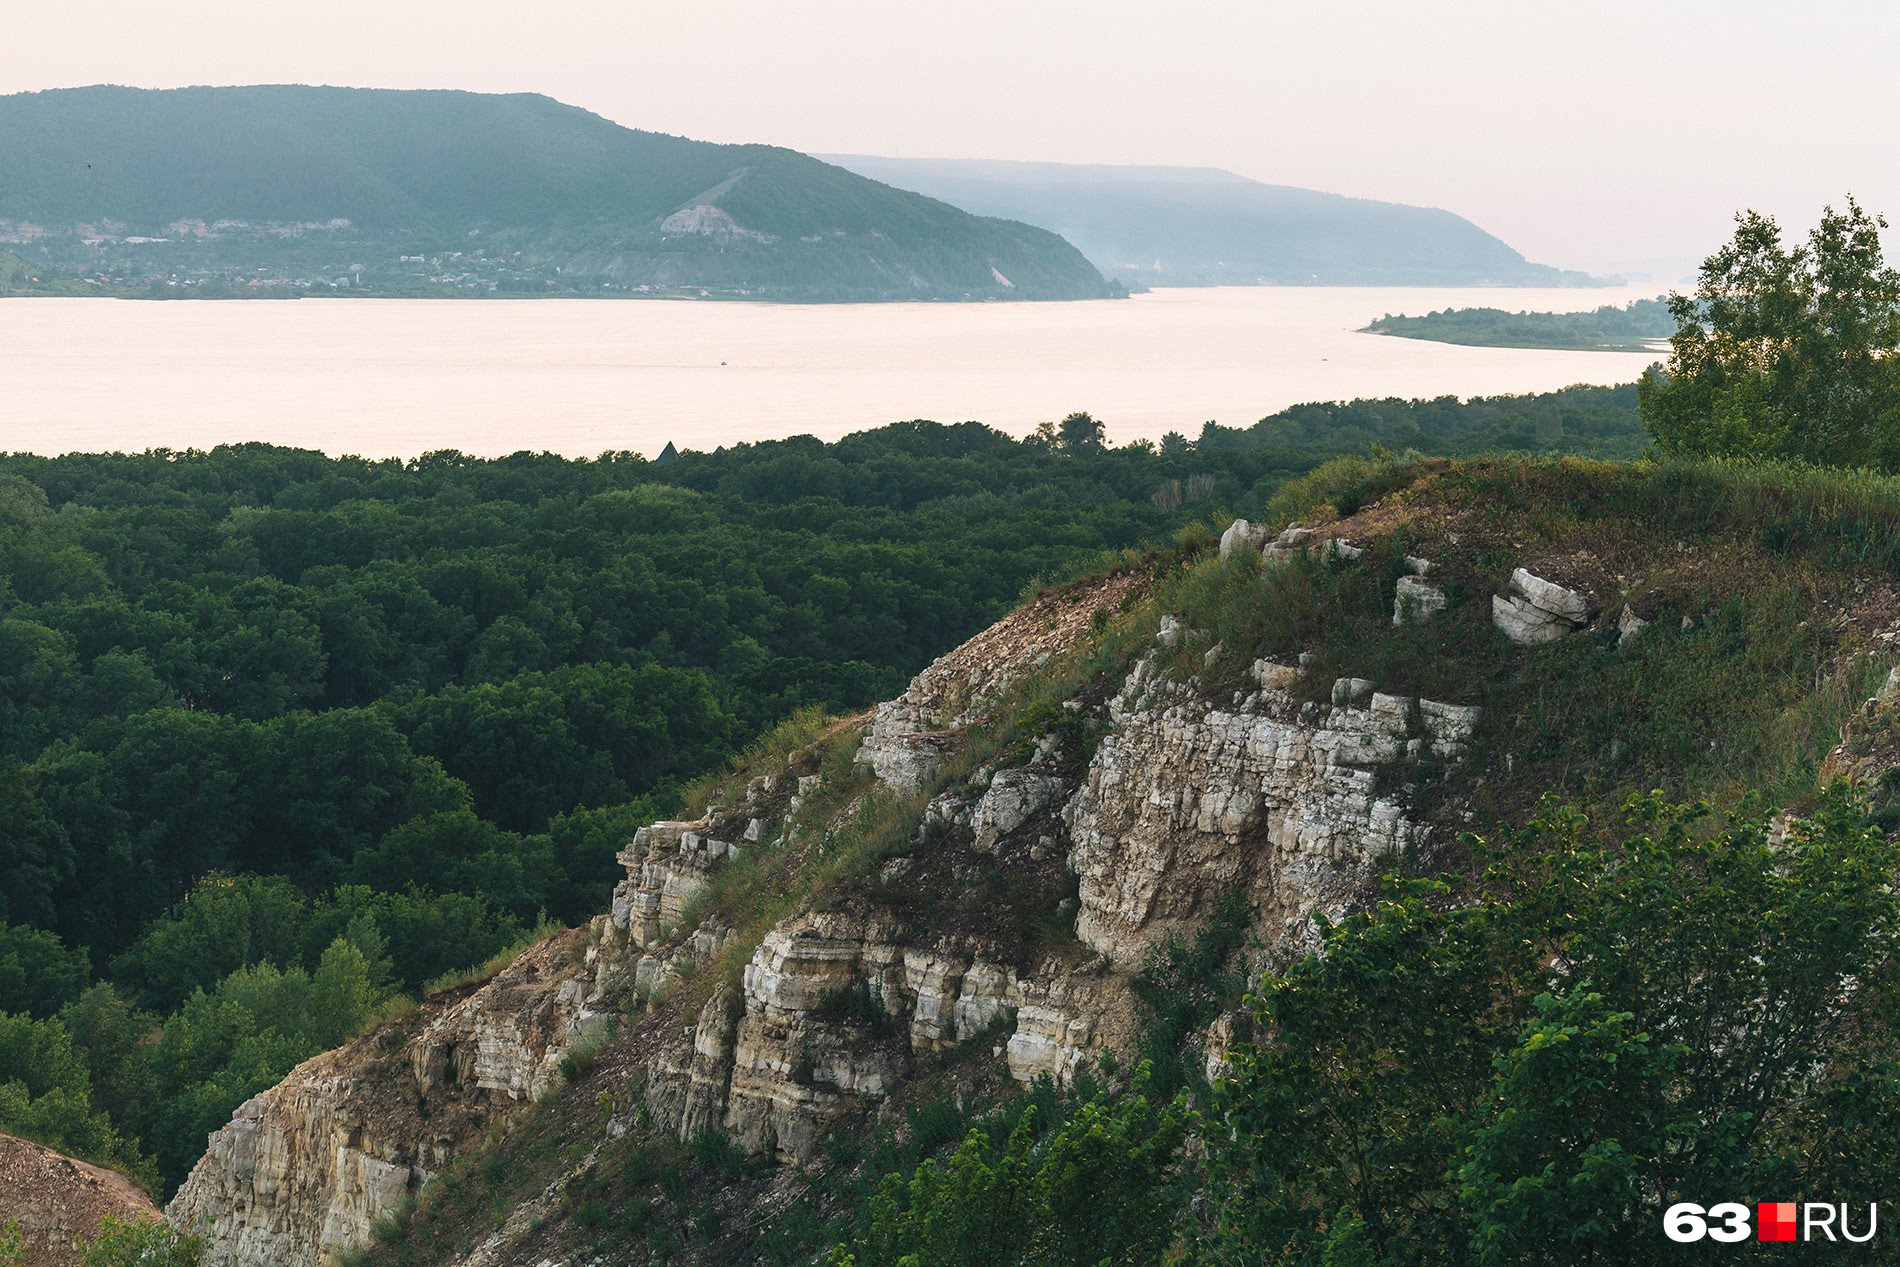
[1363,295,1674,351]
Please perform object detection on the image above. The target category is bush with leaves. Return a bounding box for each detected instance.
[75,1216,204,1267]
[831,1067,1190,1267]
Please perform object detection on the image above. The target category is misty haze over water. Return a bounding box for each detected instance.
[1,285,1663,458]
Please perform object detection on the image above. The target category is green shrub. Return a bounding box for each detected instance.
[831,1068,1190,1267]
[76,1217,204,1267]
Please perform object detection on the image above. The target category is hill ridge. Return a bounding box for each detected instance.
[0,85,1118,301]
[824,153,1598,287]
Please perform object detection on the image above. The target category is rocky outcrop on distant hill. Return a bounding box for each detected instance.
[0,1132,159,1267]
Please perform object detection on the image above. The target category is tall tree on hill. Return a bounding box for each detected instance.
[1056,411,1107,454]
[1639,198,1900,468]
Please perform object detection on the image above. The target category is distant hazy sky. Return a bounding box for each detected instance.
[5,0,1895,279]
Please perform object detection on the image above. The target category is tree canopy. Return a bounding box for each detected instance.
[1200,791,1900,1265]
[1640,198,1900,467]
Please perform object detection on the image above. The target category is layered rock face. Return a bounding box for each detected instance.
[611,819,741,948]
[167,932,599,1267]
[1067,656,1478,968]
[0,1131,160,1267]
[634,575,1168,1163]
[642,910,1143,1162]
[634,558,1484,1162]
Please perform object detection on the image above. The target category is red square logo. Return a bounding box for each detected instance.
[1759,1202,1797,1242]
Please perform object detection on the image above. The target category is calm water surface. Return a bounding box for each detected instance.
[0,285,1665,457]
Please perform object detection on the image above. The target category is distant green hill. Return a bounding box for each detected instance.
[824,156,1598,288]
[0,86,1117,301]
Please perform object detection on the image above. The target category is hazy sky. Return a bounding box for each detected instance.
[5,0,1895,278]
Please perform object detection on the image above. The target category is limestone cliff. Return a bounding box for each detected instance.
[1067,656,1479,969]
[165,545,1490,1264]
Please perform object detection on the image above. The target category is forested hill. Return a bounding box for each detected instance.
[0,86,1117,300]
[824,155,1597,287]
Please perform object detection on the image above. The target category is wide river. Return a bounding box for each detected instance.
[1,284,1665,458]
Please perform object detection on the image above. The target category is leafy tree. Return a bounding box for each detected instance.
[347,809,550,919]
[108,874,309,1012]
[0,920,90,1016]
[1458,992,1679,1266]
[1055,411,1107,455]
[0,1010,155,1189]
[300,886,522,995]
[0,759,72,928]
[1640,198,1900,467]
[57,986,160,1144]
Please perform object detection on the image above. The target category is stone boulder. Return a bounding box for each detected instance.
[1219,518,1271,560]
[1393,574,1447,625]
[1492,568,1593,644]
[969,769,1069,854]
[1617,604,1651,649]
[1264,526,1317,561]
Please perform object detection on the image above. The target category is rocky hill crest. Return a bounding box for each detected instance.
[165,458,1900,1264]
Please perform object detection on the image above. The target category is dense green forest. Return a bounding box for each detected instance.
[1364,296,1673,350]
[0,385,1646,1196]
[0,86,1115,300]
